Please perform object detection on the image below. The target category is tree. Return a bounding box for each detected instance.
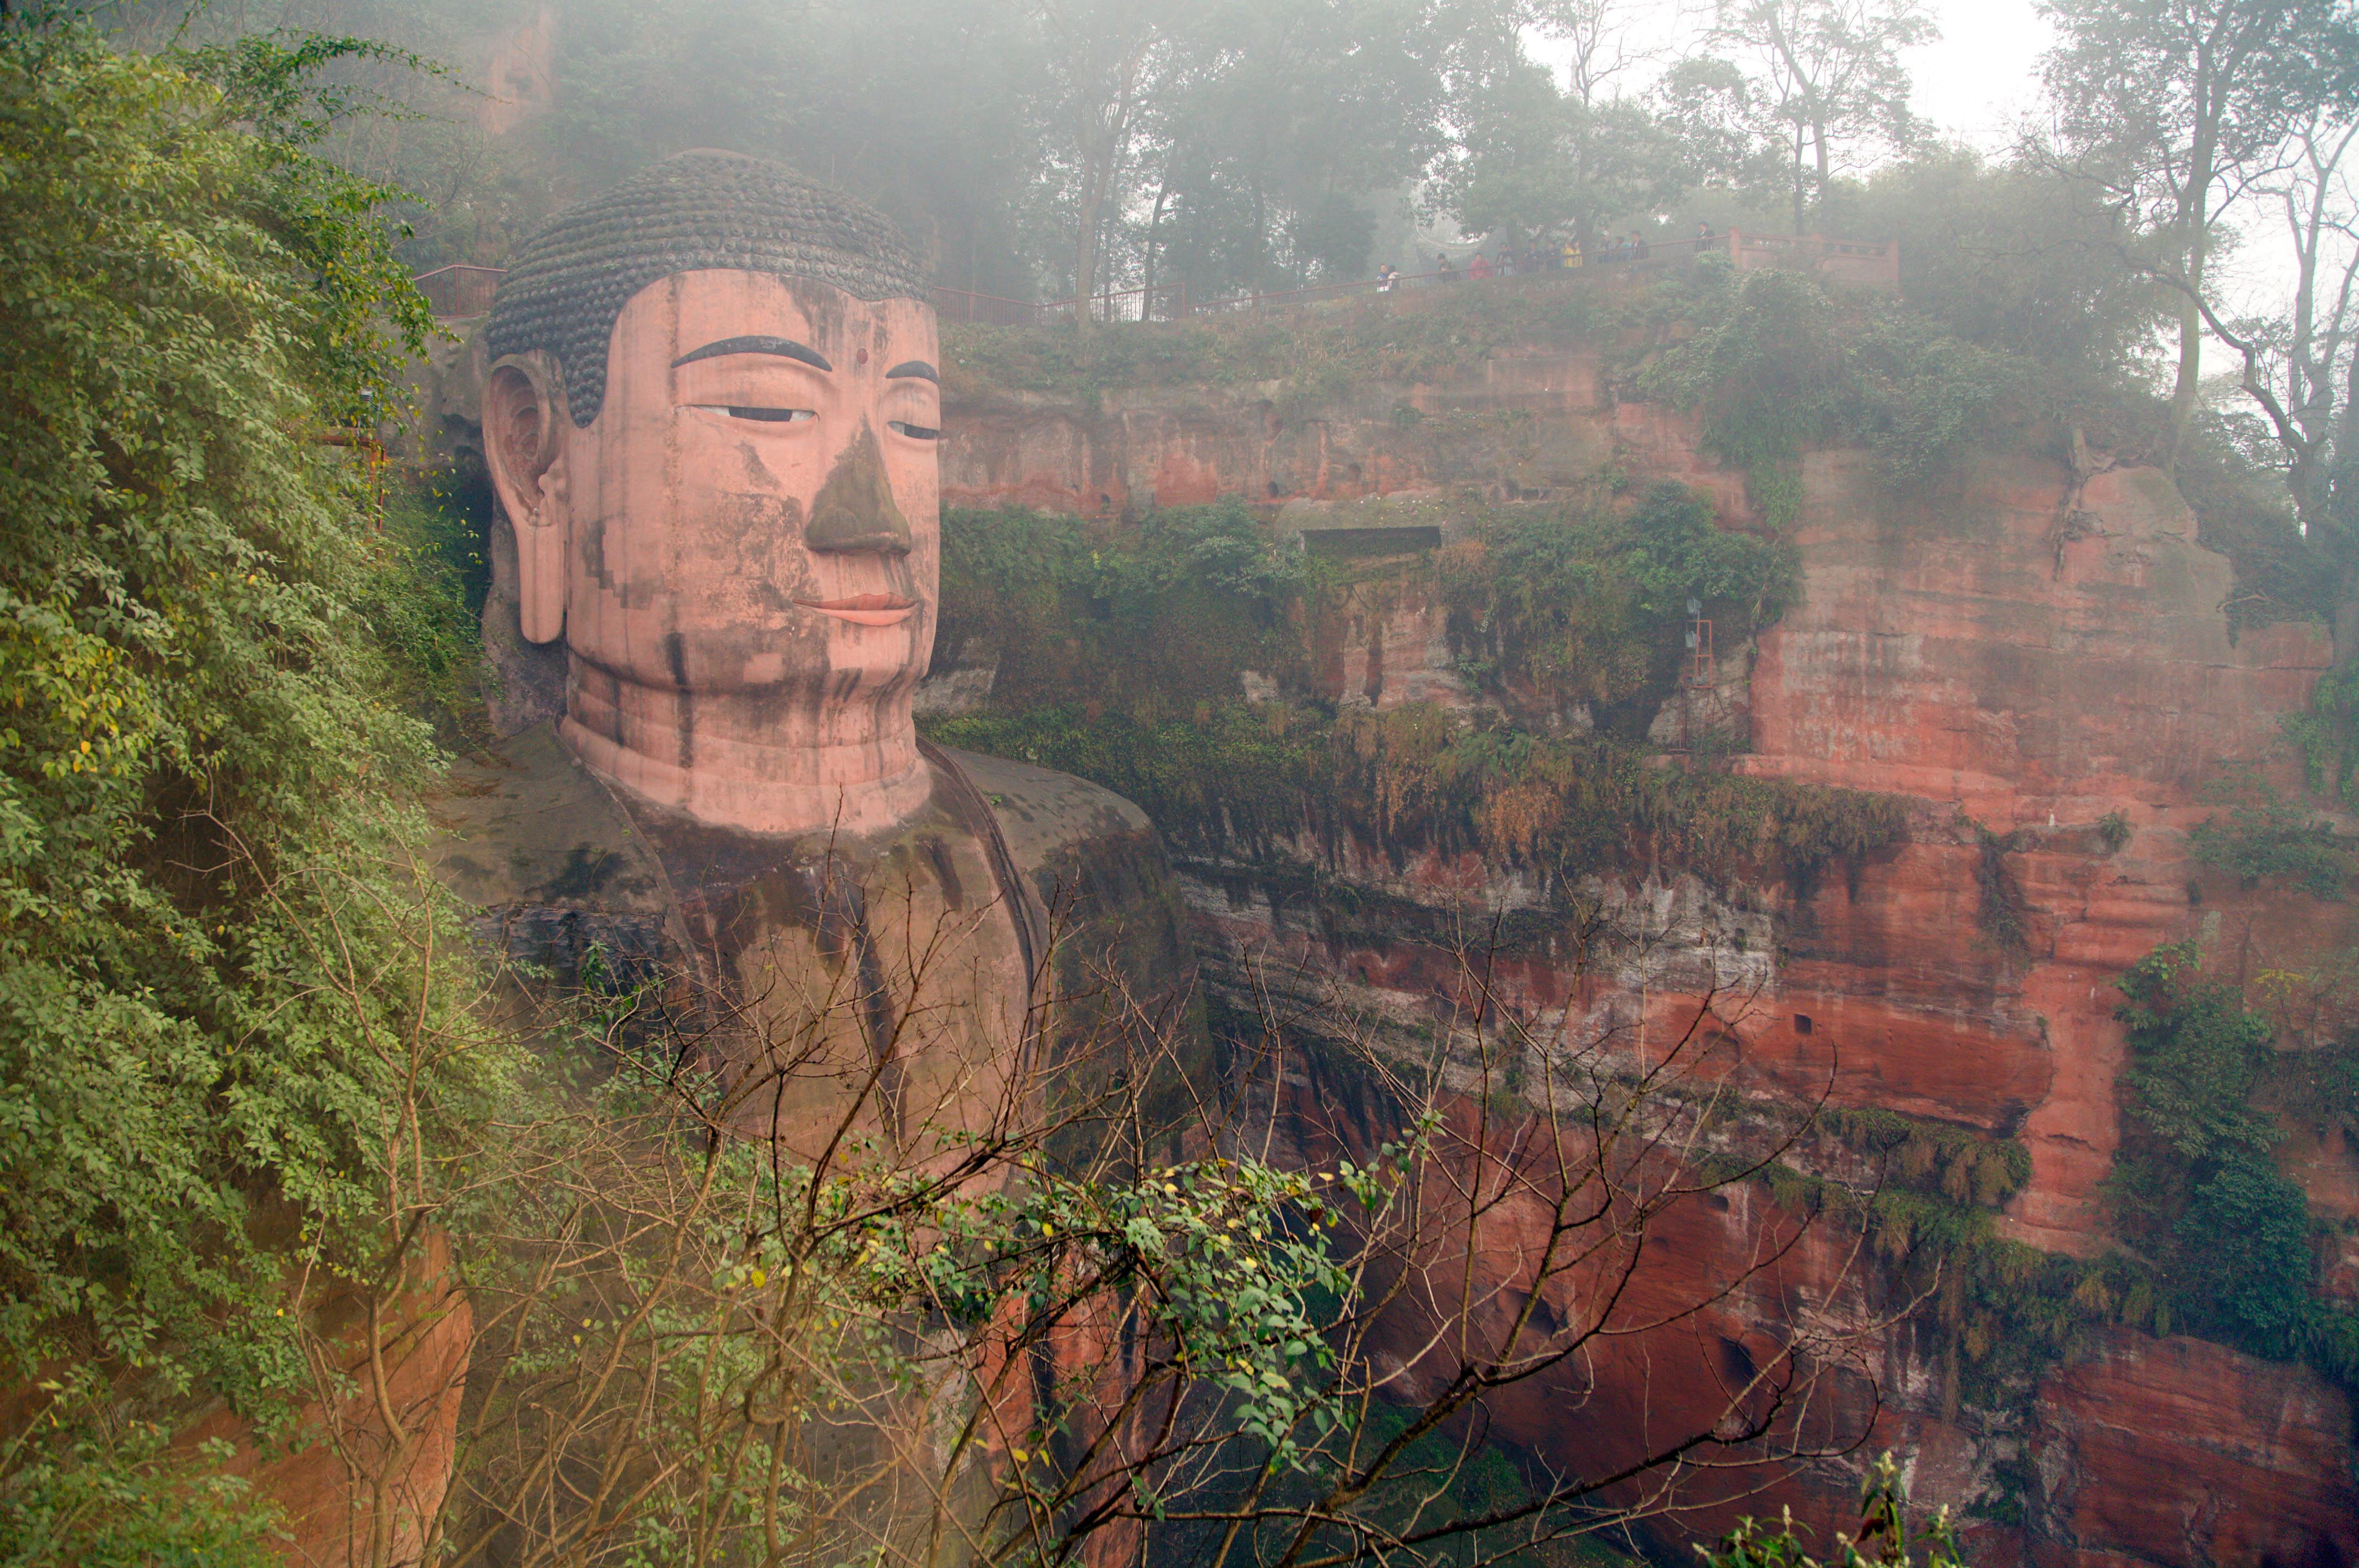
[2037,0,2359,464]
[0,18,507,1560]
[1135,0,1444,301]
[1840,148,2160,375]
[1438,56,1694,251]
[1032,0,1170,313]
[1712,0,1935,234]
[1531,0,1665,110]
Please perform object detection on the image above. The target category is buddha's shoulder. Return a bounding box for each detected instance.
[425,724,1172,914]
[932,746,1174,916]
[425,723,670,915]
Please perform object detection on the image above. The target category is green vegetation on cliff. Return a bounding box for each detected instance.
[0,25,507,1558]
[934,701,1902,895]
[944,283,1611,403]
[2108,943,2359,1381]
[1436,482,1795,715]
[932,498,1899,891]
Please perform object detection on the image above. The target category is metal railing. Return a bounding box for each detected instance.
[412,264,507,318]
[410,229,1896,324]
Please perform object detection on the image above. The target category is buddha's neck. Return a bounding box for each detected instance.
[559,667,928,838]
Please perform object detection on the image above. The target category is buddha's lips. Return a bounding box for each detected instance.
[794,593,918,627]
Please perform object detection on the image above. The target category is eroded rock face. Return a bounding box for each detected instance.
[2030,1332,2359,1568]
[988,366,2357,1561]
[180,1235,473,1568]
[942,348,1620,518]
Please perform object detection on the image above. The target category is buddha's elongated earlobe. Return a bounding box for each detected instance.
[483,352,571,644]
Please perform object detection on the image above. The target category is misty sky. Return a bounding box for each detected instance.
[1522,0,2053,149]
[1527,0,2309,317]
[1903,0,2053,149]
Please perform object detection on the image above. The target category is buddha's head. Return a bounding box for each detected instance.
[482,151,941,834]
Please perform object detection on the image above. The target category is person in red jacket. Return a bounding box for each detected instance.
[1467,250,1492,280]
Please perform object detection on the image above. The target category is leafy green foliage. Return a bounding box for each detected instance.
[2187,771,2353,899]
[929,700,1905,893]
[938,500,1317,715]
[363,474,496,742]
[1632,267,2028,524]
[0,13,508,1488]
[2285,656,2359,809]
[2115,943,2279,1160]
[933,495,1883,894]
[1830,148,2161,377]
[1969,822,2032,955]
[0,1429,278,1568]
[942,282,1609,402]
[1728,1108,2100,1416]
[1701,1453,1963,1568]
[2109,943,2359,1378]
[899,1154,1352,1475]
[1435,483,1796,716]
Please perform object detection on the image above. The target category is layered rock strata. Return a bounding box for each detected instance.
[935,343,2359,1564]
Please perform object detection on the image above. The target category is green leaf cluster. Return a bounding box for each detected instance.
[2110,942,2359,1376]
[0,18,510,1511]
[1631,265,2029,525]
[939,499,1318,716]
[929,699,1904,895]
[942,282,1610,403]
[1435,482,1796,714]
[2186,770,2353,900]
[2286,656,2359,812]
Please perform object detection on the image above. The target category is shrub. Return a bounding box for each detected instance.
[1435,482,1796,719]
[0,18,509,1492]
[2187,772,2352,899]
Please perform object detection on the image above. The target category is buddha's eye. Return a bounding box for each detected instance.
[686,404,815,424]
[888,420,940,441]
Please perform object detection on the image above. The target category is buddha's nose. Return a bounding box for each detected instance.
[805,421,912,556]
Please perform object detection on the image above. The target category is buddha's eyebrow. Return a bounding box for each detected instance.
[672,336,833,373]
[884,360,939,384]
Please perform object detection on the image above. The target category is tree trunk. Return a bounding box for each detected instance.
[1143,177,1171,318]
[1810,115,1831,231]
[1791,120,1807,235]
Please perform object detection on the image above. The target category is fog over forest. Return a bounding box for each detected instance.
[9,0,2359,1565]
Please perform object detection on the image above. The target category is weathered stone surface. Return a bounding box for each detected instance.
[181,1235,473,1568]
[1000,367,2355,1561]
[2029,1332,2359,1568]
[941,348,1613,517]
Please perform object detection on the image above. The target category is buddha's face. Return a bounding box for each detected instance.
[499,269,942,720]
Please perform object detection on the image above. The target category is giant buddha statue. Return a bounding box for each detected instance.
[431,149,1188,1155]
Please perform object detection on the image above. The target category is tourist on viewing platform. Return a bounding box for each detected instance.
[1628,229,1648,260]
[1467,250,1491,280]
[1498,243,1517,275]
[1564,236,1581,269]
[1695,220,1715,250]
[1438,251,1457,281]
[1376,262,1397,292]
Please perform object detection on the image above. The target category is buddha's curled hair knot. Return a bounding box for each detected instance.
[485,149,930,427]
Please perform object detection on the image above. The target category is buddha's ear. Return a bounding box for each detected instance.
[483,351,571,645]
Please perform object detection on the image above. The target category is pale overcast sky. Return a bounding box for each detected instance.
[1522,0,2056,151]
[1902,0,2053,150]
[1524,0,2304,319]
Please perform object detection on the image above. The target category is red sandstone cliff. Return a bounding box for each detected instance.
[940,335,2359,1564]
